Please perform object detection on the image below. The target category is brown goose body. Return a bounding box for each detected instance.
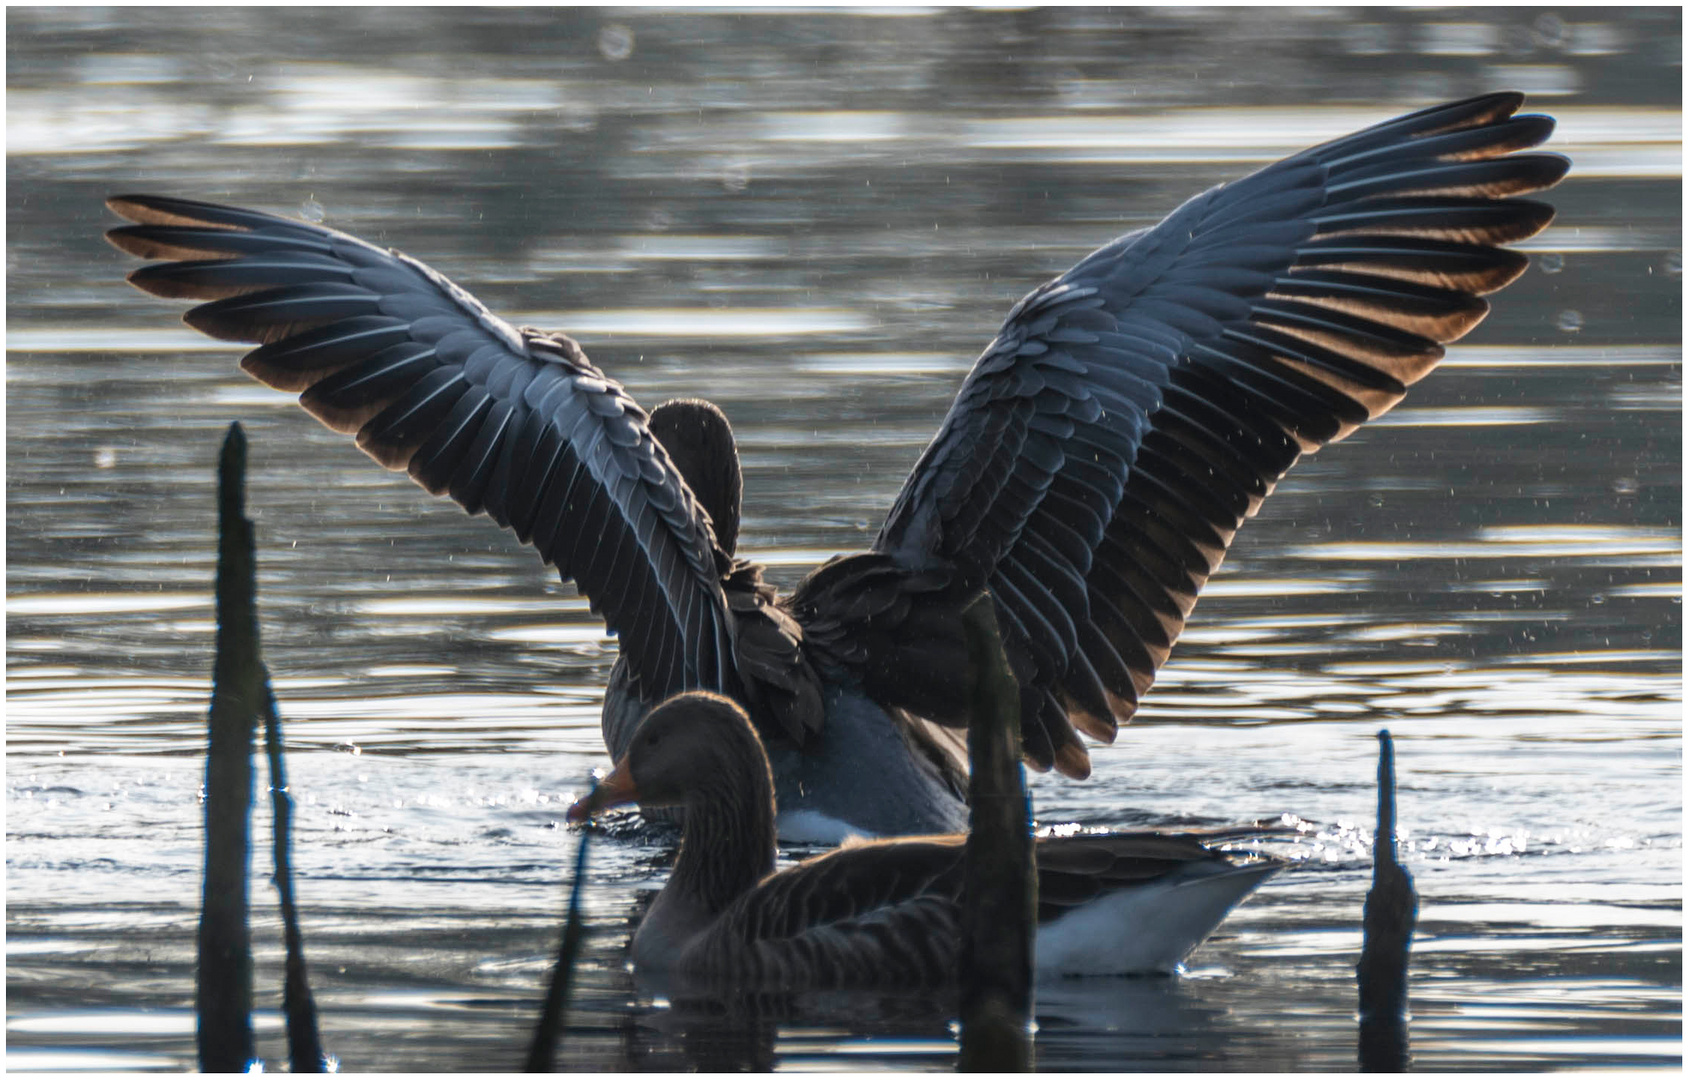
[569,693,1281,987]
[110,93,1565,841]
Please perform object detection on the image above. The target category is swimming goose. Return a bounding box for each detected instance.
[567,691,1281,983]
[108,92,1567,839]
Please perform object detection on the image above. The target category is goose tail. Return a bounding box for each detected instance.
[1036,858,1280,977]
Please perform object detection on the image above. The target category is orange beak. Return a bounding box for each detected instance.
[565,758,638,824]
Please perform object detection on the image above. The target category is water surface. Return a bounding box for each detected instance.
[7,7,1681,1072]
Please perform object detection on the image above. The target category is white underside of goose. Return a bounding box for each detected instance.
[1035,861,1279,976]
[775,808,870,846]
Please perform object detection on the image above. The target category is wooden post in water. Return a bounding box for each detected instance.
[526,805,594,1073]
[199,422,258,1072]
[263,680,328,1072]
[1358,728,1417,1072]
[956,593,1034,1072]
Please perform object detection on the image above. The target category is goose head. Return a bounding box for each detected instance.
[568,691,775,826]
[648,398,741,556]
[569,691,780,924]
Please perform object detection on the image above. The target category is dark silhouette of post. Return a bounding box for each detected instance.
[263,681,328,1072]
[1358,729,1417,1071]
[200,423,258,1072]
[956,593,1034,1072]
[526,798,594,1072]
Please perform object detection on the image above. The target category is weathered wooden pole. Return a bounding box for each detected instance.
[1358,728,1417,1072]
[263,681,328,1072]
[199,422,258,1072]
[956,592,1034,1072]
[526,793,595,1073]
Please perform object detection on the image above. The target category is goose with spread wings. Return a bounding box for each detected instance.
[109,91,1567,840]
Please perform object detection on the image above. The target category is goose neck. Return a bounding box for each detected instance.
[670,765,777,914]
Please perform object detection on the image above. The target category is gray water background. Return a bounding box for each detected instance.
[6,6,1681,1072]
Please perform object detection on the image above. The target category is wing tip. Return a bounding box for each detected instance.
[107,193,232,229]
[105,194,154,222]
[1053,741,1092,780]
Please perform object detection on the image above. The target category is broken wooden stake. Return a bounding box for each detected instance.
[1358,728,1417,1072]
[957,593,1034,1072]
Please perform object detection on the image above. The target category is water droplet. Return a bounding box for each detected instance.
[1665,251,1682,276]
[597,24,634,62]
[1590,593,1605,606]
[720,160,750,193]
[1537,252,1564,274]
[1612,476,1640,495]
[1502,24,1537,56]
[299,198,325,223]
[93,447,117,469]
[1367,493,1385,508]
[1555,310,1583,333]
[1534,13,1567,48]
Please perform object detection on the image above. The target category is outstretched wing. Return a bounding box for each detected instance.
[875,92,1569,776]
[108,194,735,699]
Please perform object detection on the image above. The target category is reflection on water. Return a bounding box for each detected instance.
[7,4,1682,1073]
